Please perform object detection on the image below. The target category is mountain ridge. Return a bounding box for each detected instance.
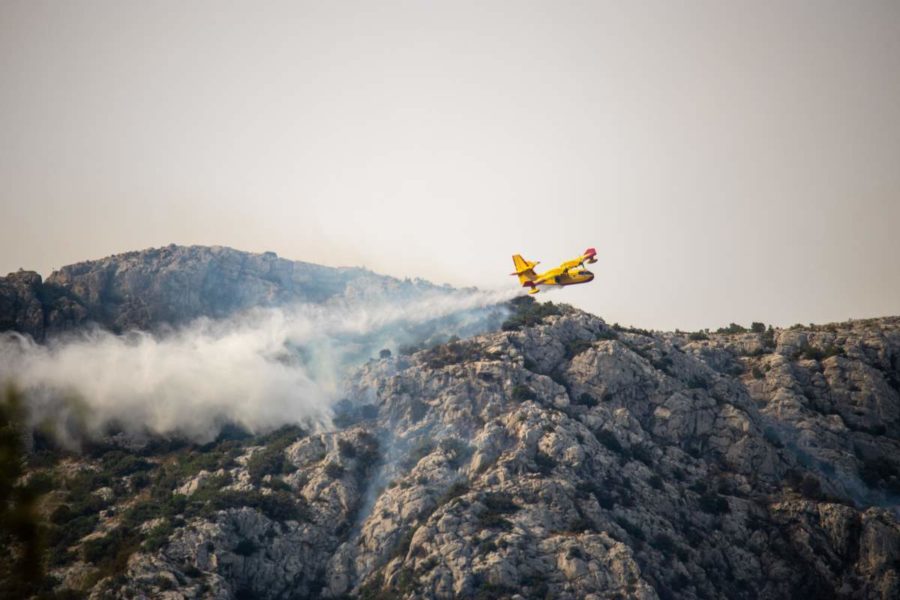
[0,245,443,339]
[0,249,898,599]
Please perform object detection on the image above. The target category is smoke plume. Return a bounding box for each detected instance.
[0,286,520,444]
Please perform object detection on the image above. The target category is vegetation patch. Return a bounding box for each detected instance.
[501,296,563,331]
[686,375,709,390]
[421,339,480,368]
[532,451,557,475]
[630,444,654,467]
[615,517,646,544]
[99,450,153,477]
[698,491,729,514]
[511,384,536,402]
[564,338,593,360]
[402,438,436,469]
[233,538,258,556]
[212,490,307,522]
[439,438,472,469]
[247,446,295,484]
[595,430,624,455]
[858,457,900,494]
[716,323,748,335]
[477,492,519,531]
[437,481,469,508]
[793,344,845,362]
[574,392,598,407]
[323,462,345,479]
[613,323,654,337]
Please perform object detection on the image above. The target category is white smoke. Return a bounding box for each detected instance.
[0,286,522,444]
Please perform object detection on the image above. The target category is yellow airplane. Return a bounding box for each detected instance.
[511,248,597,294]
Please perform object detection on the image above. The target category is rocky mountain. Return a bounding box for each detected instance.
[3,294,899,599]
[0,270,89,341]
[0,245,439,338]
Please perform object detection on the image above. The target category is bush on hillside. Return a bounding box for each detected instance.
[501,296,563,331]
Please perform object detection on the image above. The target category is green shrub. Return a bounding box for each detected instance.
[398,343,423,356]
[511,385,536,402]
[403,439,435,469]
[596,328,619,341]
[477,512,513,531]
[247,447,289,484]
[596,430,624,454]
[716,323,747,334]
[616,324,654,337]
[568,517,594,533]
[501,297,563,331]
[762,427,784,448]
[750,322,766,333]
[421,341,479,368]
[233,539,257,556]
[211,490,306,522]
[338,439,357,459]
[100,451,152,477]
[437,481,469,507]
[686,375,708,389]
[353,433,381,473]
[143,521,175,552]
[80,527,140,580]
[121,493,186,530]
[575,393,598,407]
[481,491,519,513]
[615,517,645,541]
[859,457,900,493]
[130,471,151,490]
[795,344,845,361]
[564,339,593,359]
[246,426,305,483]
[173,444,241,479]
[698,491,729,514]
[263,478,292,492]
[533,452,557,474]
[651,532,676,554]
[65,470,112,502]
[439,438,472,469]
[323,462,345,479]
[47,514,99,551]
[631,444,654,466]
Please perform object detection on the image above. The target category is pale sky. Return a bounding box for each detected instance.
[1,1,899,331]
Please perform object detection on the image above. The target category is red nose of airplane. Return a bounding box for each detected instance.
[584,247,597,258]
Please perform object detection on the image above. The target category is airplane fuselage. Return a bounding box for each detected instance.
[553,268,595,286]
[512,248,597,294]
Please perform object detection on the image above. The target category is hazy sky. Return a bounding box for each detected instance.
[2,1,899,331]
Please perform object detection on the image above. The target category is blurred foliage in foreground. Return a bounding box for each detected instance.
[1,384,46,597]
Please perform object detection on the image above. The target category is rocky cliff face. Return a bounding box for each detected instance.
[0,245,434,337]
[10,300,899,599]
[0,270,89,339]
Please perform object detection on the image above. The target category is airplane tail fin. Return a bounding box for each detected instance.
[511,255,539,286]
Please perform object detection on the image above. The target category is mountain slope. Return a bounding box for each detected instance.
[0,245,437,337]
[10,300,899,599]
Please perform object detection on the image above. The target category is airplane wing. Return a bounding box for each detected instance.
[557,257,583,271]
